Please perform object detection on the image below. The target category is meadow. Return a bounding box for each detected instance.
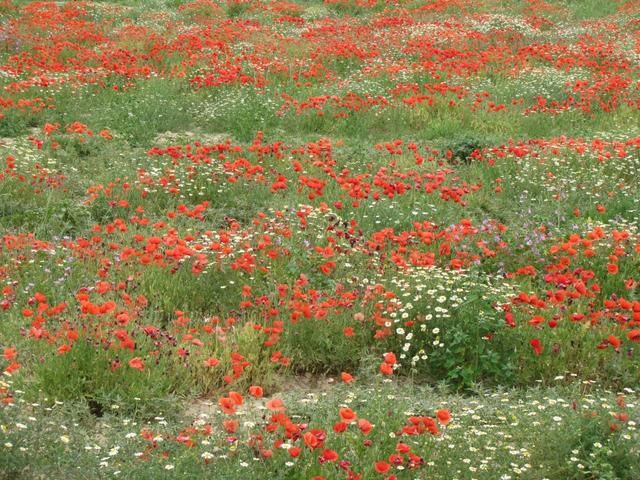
[1,0,640,478]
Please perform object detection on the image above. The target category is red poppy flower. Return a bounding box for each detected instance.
[266,398,285,412]
[383,352,397,364]
[218,397,236,415]
[229,391,244,406]
[608,335,621,351]
[436,409,451,425]
[358,418,373,435]
[530,339,542,355]
[3,348,17,361]
[203,357,219,367]
[380,363,393,375]
[303,431,320,449]
[322,449,339,461]
[333,422,347,433]
[374,460,391,474]
[128,357,144,371]
[627,330,640,342]
[223,419,238,433]
[288,447,301,457]
[341,372,354,383]
[249,385,263,398]
[340,407,357,423]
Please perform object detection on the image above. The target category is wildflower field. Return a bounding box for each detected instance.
[1,0,640,478]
